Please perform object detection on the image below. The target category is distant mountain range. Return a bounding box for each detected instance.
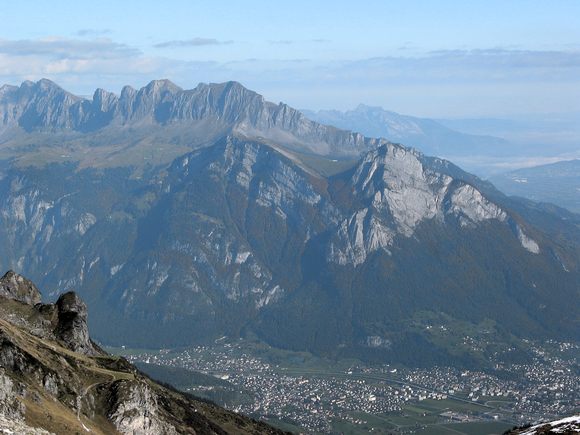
[0,270,284,434]
[491,160,580,214]
[302,104,512,158]
[0,79,578,368]
[302,106,580,177]
[0,78,384,165]
[436,113,580,151]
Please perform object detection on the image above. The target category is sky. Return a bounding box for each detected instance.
[0,0,579,118]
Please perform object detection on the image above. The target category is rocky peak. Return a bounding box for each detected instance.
[35,78,65,92]
[118,79,181,123]
[54,291,98,355]
[198,80,253,99]
[354,103,383,114]
[0,84,18,98]
[329,144,517,265]
[216,80,259,102]
[92,87,118,110]
[0,270,42,305]
[3,79,82,131]
[143,78,182,95]
[16,78,79,103]
[180,80,266,125]
[138,79,182,107]
[351,144,507,228]
[120,85,137,100]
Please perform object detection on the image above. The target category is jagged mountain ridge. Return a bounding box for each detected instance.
[0,133,577,365]
[0,270,286,434]
[0,78,384,160]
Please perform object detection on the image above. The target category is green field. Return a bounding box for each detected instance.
[321,396,516,435]
[442,421,514,435]
[327,412,514,435]
[265,418,304,433]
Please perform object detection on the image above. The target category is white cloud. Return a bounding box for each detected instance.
[0,37,140,59]
[0,39,578,119]
[154,38,233,48]
[75,29,111,37]
[322,49,580,84]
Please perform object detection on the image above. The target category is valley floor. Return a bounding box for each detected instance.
[108,338,579,434]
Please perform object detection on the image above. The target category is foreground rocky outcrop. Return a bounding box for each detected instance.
[54,290,98,355]
[504,415,580,434]
[0,270,42,305]
[0,271,286,434]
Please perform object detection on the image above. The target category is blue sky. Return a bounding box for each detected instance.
[0,0,579,117]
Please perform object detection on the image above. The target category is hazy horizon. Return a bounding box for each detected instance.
[1,0,579,118]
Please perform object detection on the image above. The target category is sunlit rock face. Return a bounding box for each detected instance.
[329,145,513,266]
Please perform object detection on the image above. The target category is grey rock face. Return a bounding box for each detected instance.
[0,416,54,435]
[0,270,42,305]
[0,359,52,433]
[0,371,53,435]
[328,145,515,265]
[54,291,98,355]
[0,368,25,420]
[0,79,82,132]
[108,380,178,435]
